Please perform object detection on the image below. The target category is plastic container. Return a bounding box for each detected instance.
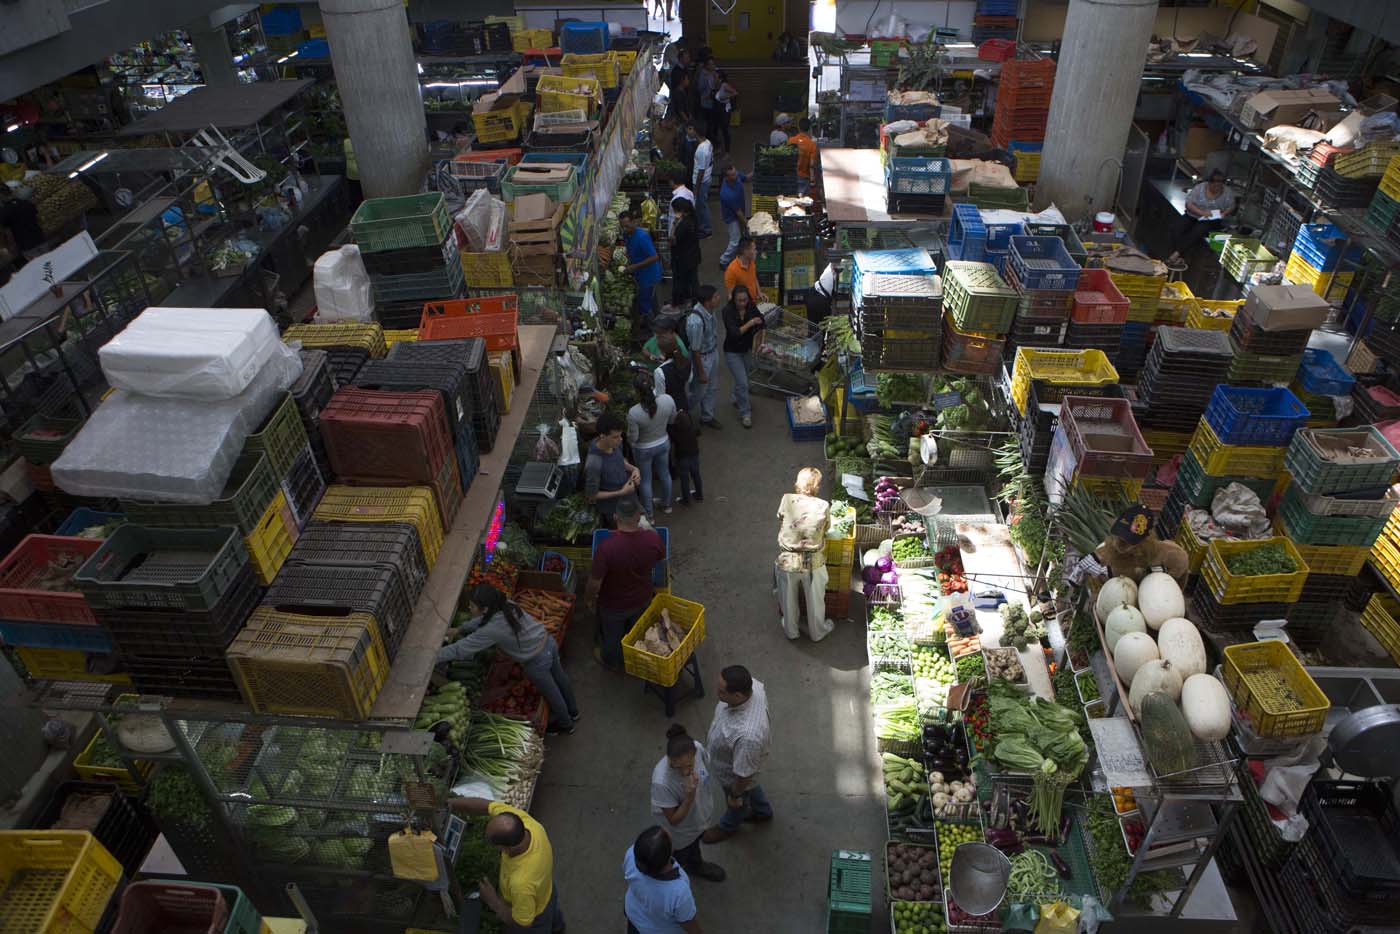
[242,491,298,584]
[0,534,103,625]
[1222,641,1329,738]
[281,444,327,529]
[320,388,454,486]
[74,525,249,612]
[558,20,609,54]
[940,311,1005,375]
[97,563,260,658]
[313,485,444,570]
[245,393,312,479]
[1201,537,1309,605]
[947,205,986,263]
[1061,396,1152,478]
[266,560,413,659]
[942,260,1017,333]
[1278,485,1389,546]
[121,452,280,536]
[1010,347,1119,415]
[622,594,705,687]
[113,881,229,934]
[349,193,452,254]
[1284,535,1369,576]
[1360,594,1400,664]
[73,733,154,793]
[1187,298,1242,331]
[1203,386,1309,447]
[1009,235,1080,291]
[1285,427,1400,495]
[1070,269,1129,325]
[1187,417,1286,478]
[283,322,388,357]
[35,782,157,877]
[419,295,520,350]
[0,831,123,933]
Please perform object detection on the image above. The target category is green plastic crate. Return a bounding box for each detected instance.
[121,452,280,535]
[1278,484,1390,546]
[502,163,578,203]
[245,393,311,479]
[828,849,872,933]
[349,193,452,254]
[943,260,1018,333]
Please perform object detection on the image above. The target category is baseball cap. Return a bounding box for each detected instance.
[1110,504,1154,545]
[775,114,791,126]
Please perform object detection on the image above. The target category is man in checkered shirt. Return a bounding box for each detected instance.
[701,665,773,843]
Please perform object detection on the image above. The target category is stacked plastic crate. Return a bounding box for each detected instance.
[990,57,1055,151]
[1107,259,1168,339]
[972,0,1019,42]
[1136,327,1233,476]
[851,249,942,372]
[754,231,782,305]
[781,213,821,311]
[1282,223,1362,303]
[885,155,952,216]
[942,260,1017,375]
[1227,284,1328,385]
[387,334,499,461]
[1180,388,1310,640]
[1009,348,1119,473]
[1312,141,1389,209]
[350,193,463,305]
[753,141,802,265]
[1281,426,1400,644]
[1365,154,1400,245]
[1049,396,1153,504]
[1065,267,1127,354]
[1289,348,1353,426]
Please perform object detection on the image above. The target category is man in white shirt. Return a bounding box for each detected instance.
[702,665,773,843]
[769,115,791,147]
[668,175,695,228]
[687,123,714,238]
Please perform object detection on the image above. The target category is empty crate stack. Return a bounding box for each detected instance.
[1009,348,1119,474]
[1228,284,1330,385]
[1364,155,1400,247]
[885,155,951,215]
[1289,348,1354,426]
[1056,396,1153,502]
[350,193,463,305]
[942,260,1017,375]
[1136,327,1233,443]
[851,248,942,372]
[781,213,821,309]
[283,321,390,389]
[1283,427,1400,644]
[973,0,1019,42]
[1283,223,1361,303]
[990,57,1055,150]
[390,333,501,458]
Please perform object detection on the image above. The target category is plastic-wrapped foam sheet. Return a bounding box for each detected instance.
[51,351,303,503]
[98,307,295,400]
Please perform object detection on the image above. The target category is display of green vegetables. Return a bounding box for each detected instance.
[955,652,985,684]
[892,536,931,562]
[868,606,903,632]
[1006,848,1060,897]
[871,670,917,705]
[1086,797,1179,907]
[495,524,540,567]
[1000,603,1032,648]
[985,680,1089,836]
[867,414,907,460]
[533,494,598,544]
[755,143,798,174]
[416,681,470,747]
[1225,542,1296,576]
[821,315,861,359]
[876,701,922,743]
[148,766,215,831]
[455,815,505,933]
[877,373,928,407]
[828,500,856,538]
[461,711,541,796]
[930,376,992,432]
[884,753,928,816]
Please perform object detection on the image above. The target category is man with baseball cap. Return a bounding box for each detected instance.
[769,115,792,147]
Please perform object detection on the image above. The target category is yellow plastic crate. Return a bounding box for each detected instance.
[1108,270,1167,323]
[313,485,444,570]
[1222,641,1329,738]
[1157,280,1195,324]
[461,249,514,289]
[74,732,153,794]
[383,329,419,347]
[489,349,515,413]
[824,528,856,568]
[512,28,553,51]
[1283,253,1354,300]
[1360,593,1400,665]
[561,51,620,89]
[1186,298,1243,331]
[0,830,122,934]
[244,491,298,585]
[622,594,706,687]
[616,50,638,74]
[1072,472,1143,501]
[536,74,602,114]
[1141,429,1193,463]
[473,100,530,144]
[752,194,779,218]
[1201,537,1309,605]
[1174,522,1208,574]
[1283,534,1369,577]
[15,647,130,685]
[282,322,387,357]
[1187,417,1286,479]
[1010,347,1118,416]
[227,609,388,720]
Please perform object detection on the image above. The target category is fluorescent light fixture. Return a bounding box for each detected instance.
[4,123,20,133]
[68,151,108,178]
[276,50,299,63]
[424,80,498,88]
[418,63,425,74]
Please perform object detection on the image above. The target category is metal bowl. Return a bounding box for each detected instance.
[948,841,1012,916]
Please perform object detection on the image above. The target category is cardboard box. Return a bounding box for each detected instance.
[509,194,563,287]
[1182,127,1226,162]
[1240,89,1340,129]
[1242,284,1330,332]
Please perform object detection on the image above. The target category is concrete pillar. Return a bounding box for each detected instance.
[189,25,238,90]
[1035,0,1159,221]
[319,0,428,198]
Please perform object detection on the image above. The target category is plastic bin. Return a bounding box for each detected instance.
[1296,348,1354,397]
[947,205,986,262]
[419,296,520,350]
[1285,427,1400,495]
[1222,641,1329,737]
[1201,537,1309,605]
[74,525,249,612]
[96,563,260,658]
[0,830,123,933]
[1203,386,1309,447]
[1360,594,1400,665]
[266,560,413,659]
[559,21,609,54]
[1008,236,1080,291]
[313,485,444,570]
[1071,269,1129,325]
[35,782,156,878]
[1061,396,1152,478]
[1186,418,1286,479]
[0,535,103,625]
[622,594,705,687]
[245,393,312,479]
[1010,347,1118,416]
[113,881,229,934]
[349,193,452,254]
[121,452,280,536]
[321,388,454,486]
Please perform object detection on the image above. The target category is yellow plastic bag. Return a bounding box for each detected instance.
[389,827,440,881]
[1034,901,1080,934]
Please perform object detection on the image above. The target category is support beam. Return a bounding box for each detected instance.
[319,0,428,199]
[1035,0,1159,221]
[188,25,238,90]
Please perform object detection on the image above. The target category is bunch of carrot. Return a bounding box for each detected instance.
[944,618,981,658]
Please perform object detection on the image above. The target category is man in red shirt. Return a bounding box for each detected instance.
[586,497,666,671]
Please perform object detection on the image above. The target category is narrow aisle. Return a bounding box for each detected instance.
[532,127,890,931]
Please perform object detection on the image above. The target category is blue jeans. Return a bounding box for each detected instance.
[675,453,703,503]
[720,218,743,265]
[689,349,719,422]
[718,784,773,831]
[633,439,672,514]
[520,640,578,730]
[695,176,712,235]
[725,350,753,418]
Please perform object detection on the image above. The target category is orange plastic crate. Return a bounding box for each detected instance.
[418,295,520,350]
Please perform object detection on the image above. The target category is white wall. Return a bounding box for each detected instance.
[832,1,978,40]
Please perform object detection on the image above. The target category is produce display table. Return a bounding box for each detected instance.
[953,521,1052,700]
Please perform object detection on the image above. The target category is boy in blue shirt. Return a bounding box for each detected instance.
[622,211,663,323]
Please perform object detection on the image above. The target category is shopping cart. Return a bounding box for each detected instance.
[750,305,822,396]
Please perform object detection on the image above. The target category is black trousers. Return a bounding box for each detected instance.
[1170,214,1224,258]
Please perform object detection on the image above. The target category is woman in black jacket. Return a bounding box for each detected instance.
[669,197,702,306]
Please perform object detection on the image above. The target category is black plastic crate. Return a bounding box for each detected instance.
[752,174,802,195]
[287,520,427,606]
[360,239,456,276]
[1302,780,1400,903]
[1300,572,1366,604]
[264,562,413,660]
[353,359,475,468]
[471,394,502,453]
[281,444,327,529]
[35,781,157,877]
[455,423,481,491]
[780,214,819,239]
[1230,307,1314,356]
[888,192,947,216]
[375,301,426,331]
[292,349,335,435]
[1187,581,1293,633]
[325,347,371,388]
[388,336,498,413]
[98,563,262,658]
[121,653,242,700]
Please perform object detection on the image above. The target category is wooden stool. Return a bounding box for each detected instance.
[643,651,704,716]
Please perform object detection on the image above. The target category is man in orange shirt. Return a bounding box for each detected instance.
[789,117,818,195]
[723,238,766,304]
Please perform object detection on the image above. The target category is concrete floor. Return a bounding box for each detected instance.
[531,122,893,933]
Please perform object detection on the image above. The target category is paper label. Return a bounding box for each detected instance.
[934,391,962,410]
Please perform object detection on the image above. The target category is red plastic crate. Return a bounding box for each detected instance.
[978,39,1016,61]
[0,535,103,625]
[419,295,520,350]
[1071,269,1130,325]
[1061,395,1153,479]
[320,388,454,486]
[114,881,229,934]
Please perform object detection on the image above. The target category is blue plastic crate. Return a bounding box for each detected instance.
[883,102,940,123]
[560,21,610,54]
[885,156,951,196]
[1204,386,1310,446]
[0,619,114,652]
[1296,348,1355,397]
[260,6,302,36]
[1293,224,1364,272]
[948,204,987,262]
[852,249,937,277]
[786,397,828,441]
[846,369,878,414]
[1009,235,1081,291]
[54,509,124,537]
[297,38,329,58]
[984,220,1026,251]
[592,527,670,587]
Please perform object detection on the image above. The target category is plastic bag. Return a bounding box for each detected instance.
[1035,901,1080,934]
[313,245,374,322]
[558,416,580,467]
[456,187,506,253]
[388,827,440,882]
[1077,897,1112,934]
[534,424,561,462]
[1210,483,1271,537]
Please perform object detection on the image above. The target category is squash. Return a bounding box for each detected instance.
[1137,572,1185,630]
[1129,660,1183,715]
[1180,674,1232,741]
[1113,631,1159,685]
[1140,691,1197,775]
[1096,576,1138,619]
[1157,618,1207,679]
[1104,604,1148,654]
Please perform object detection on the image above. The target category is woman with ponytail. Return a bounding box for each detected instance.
[648,723,725,882]
[627,370,678,518]
[437,583,580,734]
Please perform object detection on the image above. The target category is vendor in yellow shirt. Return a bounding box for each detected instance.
[451,797,565,932]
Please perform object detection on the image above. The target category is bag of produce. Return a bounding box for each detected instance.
[388,827,441,882]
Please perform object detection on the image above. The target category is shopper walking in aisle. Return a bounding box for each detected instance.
[788,117,818,195]
[688,124,715,238]
[651,724,725,881]
[702,665,773,843]
[769,114,792,146]
[668,197,702,305]
[774,467,835,643]
[721,283,765,429]
[583,411,642,526]
[449,797,565,933]
[684,286,723,431]
[712,70,738,153]
[586,497,666,671]
[627,373,678,518]
[624,827,705,933]
[696,57,721,152]
[1167,168,1236,263]
[438,583,579,735]
[723,237,767,303]
[621,211,663,325]
[648,322,692,416]
[718,164,749,268]
[669,407,703,505]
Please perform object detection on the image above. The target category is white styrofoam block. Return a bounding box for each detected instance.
[98,307,289,400]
